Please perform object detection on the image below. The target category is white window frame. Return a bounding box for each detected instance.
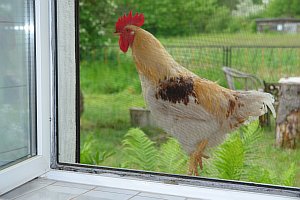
[0,0,52,195]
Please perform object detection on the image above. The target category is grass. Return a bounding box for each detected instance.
[256,129,300,186]
[92,33,300,84]
[161,33,300,83]
[80,91,145,166]
[159,33,300,47]
[80,33,300,187]
[80,59,141,94]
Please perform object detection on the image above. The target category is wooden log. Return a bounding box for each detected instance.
[276,78,300,148]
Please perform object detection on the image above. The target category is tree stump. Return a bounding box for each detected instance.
[129,107,157,127]
[276,78,300,148]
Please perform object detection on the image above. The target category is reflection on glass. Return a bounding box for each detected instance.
[79,1,300,188]
[0,0,36,168]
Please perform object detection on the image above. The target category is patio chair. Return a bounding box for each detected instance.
[222,66,264,91]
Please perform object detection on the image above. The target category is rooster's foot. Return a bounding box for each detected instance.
[188,139,209,176]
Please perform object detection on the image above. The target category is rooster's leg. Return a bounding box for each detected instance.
[188,139,209,176]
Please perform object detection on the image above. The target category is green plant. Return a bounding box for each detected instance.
[282,162,297,186]
[79,0,116,53]
[210,133,245,180]
[122,128,158,170]
[117,122,297,186]
[157,138,188,174]
[264,0,300,18]
[206,122,297,186]
[80,134,115,165]
[245,162,297,186]
[207,122,262,180]
[121,128,188,174]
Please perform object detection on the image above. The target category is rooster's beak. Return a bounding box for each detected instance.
[114,32,120,36]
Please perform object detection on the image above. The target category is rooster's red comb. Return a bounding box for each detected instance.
[115,11,144,33]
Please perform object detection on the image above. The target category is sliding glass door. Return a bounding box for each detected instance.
[0,0,51,195]
[0,0,36,169]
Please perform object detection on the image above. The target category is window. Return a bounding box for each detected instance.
[54,0,300,197]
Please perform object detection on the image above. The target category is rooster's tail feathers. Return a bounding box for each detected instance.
[238,91,276,118]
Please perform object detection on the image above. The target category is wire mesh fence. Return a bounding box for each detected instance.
[80,45,300,83]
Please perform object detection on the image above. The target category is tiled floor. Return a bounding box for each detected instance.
[0,178,203,200]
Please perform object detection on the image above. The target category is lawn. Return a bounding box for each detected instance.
[80,33,300,187]
[84,33,300,83]
[159,33,300,47]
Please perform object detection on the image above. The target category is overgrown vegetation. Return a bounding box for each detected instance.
[207,122,296,185]
[81,122,298,186]
[79,0,117,52]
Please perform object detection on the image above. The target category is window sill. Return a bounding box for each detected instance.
[38,170,297,200]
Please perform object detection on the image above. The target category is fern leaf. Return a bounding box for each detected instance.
[80,134,115,165]
[122,128,158,171]
[212,136,245,180]
[157,138,188,174]
[91,151,115,165]
[245,165,275,185]
[239,122,263,170]
[240,121,262,156]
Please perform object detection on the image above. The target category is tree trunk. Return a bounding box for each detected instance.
[276,82,300,148]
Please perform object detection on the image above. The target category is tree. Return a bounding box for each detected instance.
[265,0,300,17]
[115,0,225,36]
[217,0,239,11]
[232,0,265,17]
[205,6,232,33]
[79,0,117,52]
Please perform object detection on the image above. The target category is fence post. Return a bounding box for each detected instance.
[279,48,282,69]
[223,47,225,66]
[223,46,231,67]
[261,48,264,68]
[245,48,249,67]
[229,47,232,67]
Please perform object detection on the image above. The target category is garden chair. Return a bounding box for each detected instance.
[222,66,264,91]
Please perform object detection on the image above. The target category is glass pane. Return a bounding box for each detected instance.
[0,0,36,169]
[78,0,300,188]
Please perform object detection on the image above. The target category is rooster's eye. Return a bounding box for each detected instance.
[125,29,134,35]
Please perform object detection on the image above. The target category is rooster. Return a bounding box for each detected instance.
[115,11,276,175]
